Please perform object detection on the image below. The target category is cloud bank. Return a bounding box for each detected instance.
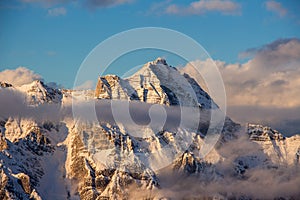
[181,38,300,136]
[0,67,42,86]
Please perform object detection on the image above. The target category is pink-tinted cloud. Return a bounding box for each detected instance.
[165,0,241,15]
[265,0,287,17]
[181,38,300,135]
[20,0,71,8]
[84,0,134,9]
[19,0,133,9]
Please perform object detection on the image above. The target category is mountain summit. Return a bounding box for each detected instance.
[150,57,168,66]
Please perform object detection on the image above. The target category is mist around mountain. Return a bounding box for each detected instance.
[0,58,299,200]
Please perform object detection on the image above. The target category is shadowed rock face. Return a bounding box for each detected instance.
[0,82,13,88]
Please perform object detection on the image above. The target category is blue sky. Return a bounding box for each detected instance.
[1,0,300,87]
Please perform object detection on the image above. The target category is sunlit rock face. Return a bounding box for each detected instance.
[94,58,217,108]
[94,75,138,100]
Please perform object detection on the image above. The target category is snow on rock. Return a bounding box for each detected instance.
[17,80,62,105]
[63,121,160,199]
[127,58,215,107]
[92,58,217,108]
[94,75,138,100]
[247,123,285,141]
[248,124,300,165]
[4,117,39,143]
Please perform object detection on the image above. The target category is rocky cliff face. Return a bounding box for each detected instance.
[0,118,54,199]
[0,59,299,199]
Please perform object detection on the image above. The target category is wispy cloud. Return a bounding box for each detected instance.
[84,0,134,9]
[46,51,57,56]
[265,0,287,17]
[19,0,133,9]
[47,7,66,16]
[20,0,72,8]
[165,0,241,16]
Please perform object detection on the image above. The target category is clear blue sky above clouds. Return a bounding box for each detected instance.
[0,0,299,87]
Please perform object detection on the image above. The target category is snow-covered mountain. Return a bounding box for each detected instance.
[0,59,299,199]
[17,80,63,105]
[94,58,217,108]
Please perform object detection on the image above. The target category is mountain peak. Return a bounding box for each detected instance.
[153,57,167,65]
[17,80,62,104]
[145,57,168,67]
[31,79,45,87]
[247,123,285,141]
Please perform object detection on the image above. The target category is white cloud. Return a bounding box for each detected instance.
[0,67,43,86]
[165,0,241,15]
[47,7,66,16]
[183,38,300,108]
[181,38,300,135]
[265,0,287,17]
